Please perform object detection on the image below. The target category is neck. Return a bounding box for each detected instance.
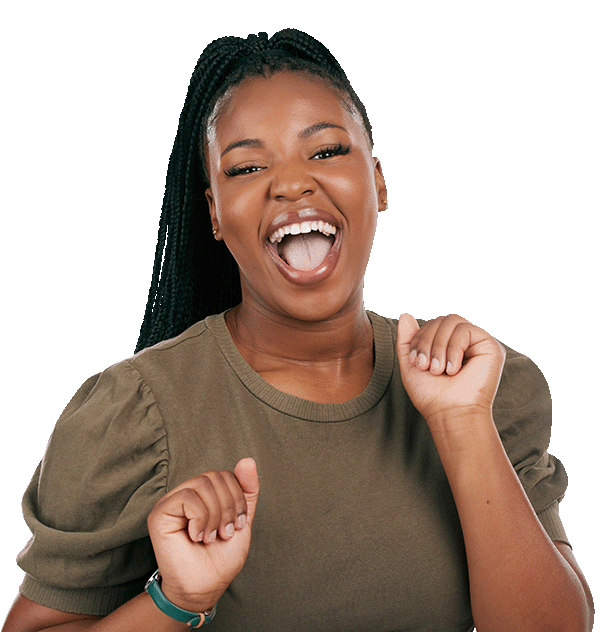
[224,298,375,403]
[226,300,372,362]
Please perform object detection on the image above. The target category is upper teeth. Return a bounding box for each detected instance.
[269,221,337,244]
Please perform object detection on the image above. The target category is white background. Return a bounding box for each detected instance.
[1,0,598,622]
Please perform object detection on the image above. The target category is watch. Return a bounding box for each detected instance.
[145,569,218,628]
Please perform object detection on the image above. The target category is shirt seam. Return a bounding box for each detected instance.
[122,359,171,494]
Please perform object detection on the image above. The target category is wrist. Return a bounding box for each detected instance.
[145,570,219,627]
[160,585,221,616]
[157,572,225,614]
[425,405,495,439]
[426,409,499,464]
[428,412,509,488]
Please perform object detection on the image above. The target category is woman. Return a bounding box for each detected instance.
[3,29,593,631]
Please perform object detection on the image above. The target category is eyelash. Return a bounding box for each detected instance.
[311,143,351,160]
[223,143,352,177]
[223,164,263,177]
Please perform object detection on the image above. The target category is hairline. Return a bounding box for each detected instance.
[202,69,371,183]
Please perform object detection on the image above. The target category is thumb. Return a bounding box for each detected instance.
[234,458,260,526]
[397,313,420,367]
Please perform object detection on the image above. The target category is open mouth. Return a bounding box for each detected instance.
[264,209,342,285]
[269,220,337,271]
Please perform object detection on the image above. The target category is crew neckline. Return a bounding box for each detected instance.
[205,311,395,422]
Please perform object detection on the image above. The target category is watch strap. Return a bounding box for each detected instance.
[145,569,217,627]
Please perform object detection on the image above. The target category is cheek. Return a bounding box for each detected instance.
[327,166,379,225]
[214,189,254,233]
[213,191,265,272]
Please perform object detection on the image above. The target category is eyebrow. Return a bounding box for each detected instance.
[299,121,347,139]
[220,122,348,158]
[220,138,263,158]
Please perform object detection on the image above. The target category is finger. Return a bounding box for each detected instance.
[233,458,260,527]
[444,322,473,375]
[181,475,222,543]
[198,472,239,542]
[220,469,249,531]
[397,313,420,364]
[407,316,445,371]
[429,315,468,375]
[149,486,210,544]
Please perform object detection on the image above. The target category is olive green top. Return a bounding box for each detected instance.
[18,312,568,631]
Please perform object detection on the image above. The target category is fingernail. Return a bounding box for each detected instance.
[237,513,247,529]
[446,361,453,373]
[409,349,417,364]
[430,358,440,372]
[417,353,427,368]
[207,530,217,543]
[225,523,235,537]
[197,531,204,543]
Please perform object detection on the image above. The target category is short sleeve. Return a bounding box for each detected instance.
[493,345,569,532]
[17,360,169,615]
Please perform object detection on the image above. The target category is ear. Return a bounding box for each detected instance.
[373,157,388,212]
[205,187,221,240]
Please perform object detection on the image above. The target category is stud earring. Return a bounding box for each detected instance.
[212,228,218,236]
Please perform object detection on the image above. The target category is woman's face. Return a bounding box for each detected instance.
[205,71,387,323]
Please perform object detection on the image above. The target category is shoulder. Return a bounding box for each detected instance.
[495,341,550,412]
[130,318,210,364]
[367,310,399,343]
[367,311,432,351]
[492,340,552,452]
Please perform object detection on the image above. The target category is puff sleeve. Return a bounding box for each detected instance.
[493,345,569,544]
[17,360,169,616]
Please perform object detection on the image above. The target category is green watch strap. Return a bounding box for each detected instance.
[145,569,217,627]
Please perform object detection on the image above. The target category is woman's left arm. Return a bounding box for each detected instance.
[397,314,594,632]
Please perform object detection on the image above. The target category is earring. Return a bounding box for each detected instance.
[212,228,218,236]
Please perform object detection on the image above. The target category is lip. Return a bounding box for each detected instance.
[264,208,340,240]
[264,208,342,286]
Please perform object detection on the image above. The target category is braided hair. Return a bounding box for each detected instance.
[135,29,373,353]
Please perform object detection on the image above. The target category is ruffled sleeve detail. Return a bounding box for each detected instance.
[493,346,568,517]
[17,360,169,615]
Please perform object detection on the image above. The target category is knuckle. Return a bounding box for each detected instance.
[220,470,238,485]
[221,502,237,518]
[235,496,248,511]
[195,474,216,492]
[177,487,204,507]
[430,340,446,358]
[414,330,433,347]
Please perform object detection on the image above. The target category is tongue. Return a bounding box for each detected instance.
[279,232,334,271]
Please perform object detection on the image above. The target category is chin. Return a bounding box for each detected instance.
[270,285,365,324]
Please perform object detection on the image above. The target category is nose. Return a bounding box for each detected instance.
[269,158,315,201]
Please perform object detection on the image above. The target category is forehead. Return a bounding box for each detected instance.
[207,71,365,148]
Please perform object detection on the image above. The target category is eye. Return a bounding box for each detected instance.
[311,143,351,160]
[223,164,264,177]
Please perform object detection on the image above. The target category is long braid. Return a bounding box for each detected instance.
[135,29,372,352]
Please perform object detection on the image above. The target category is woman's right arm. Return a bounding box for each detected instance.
[3,593,184,632]
[3,458,260,632]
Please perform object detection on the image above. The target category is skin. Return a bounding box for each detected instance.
[205,72,387,402]
[3,72,593,631]
[398,314,594,631]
